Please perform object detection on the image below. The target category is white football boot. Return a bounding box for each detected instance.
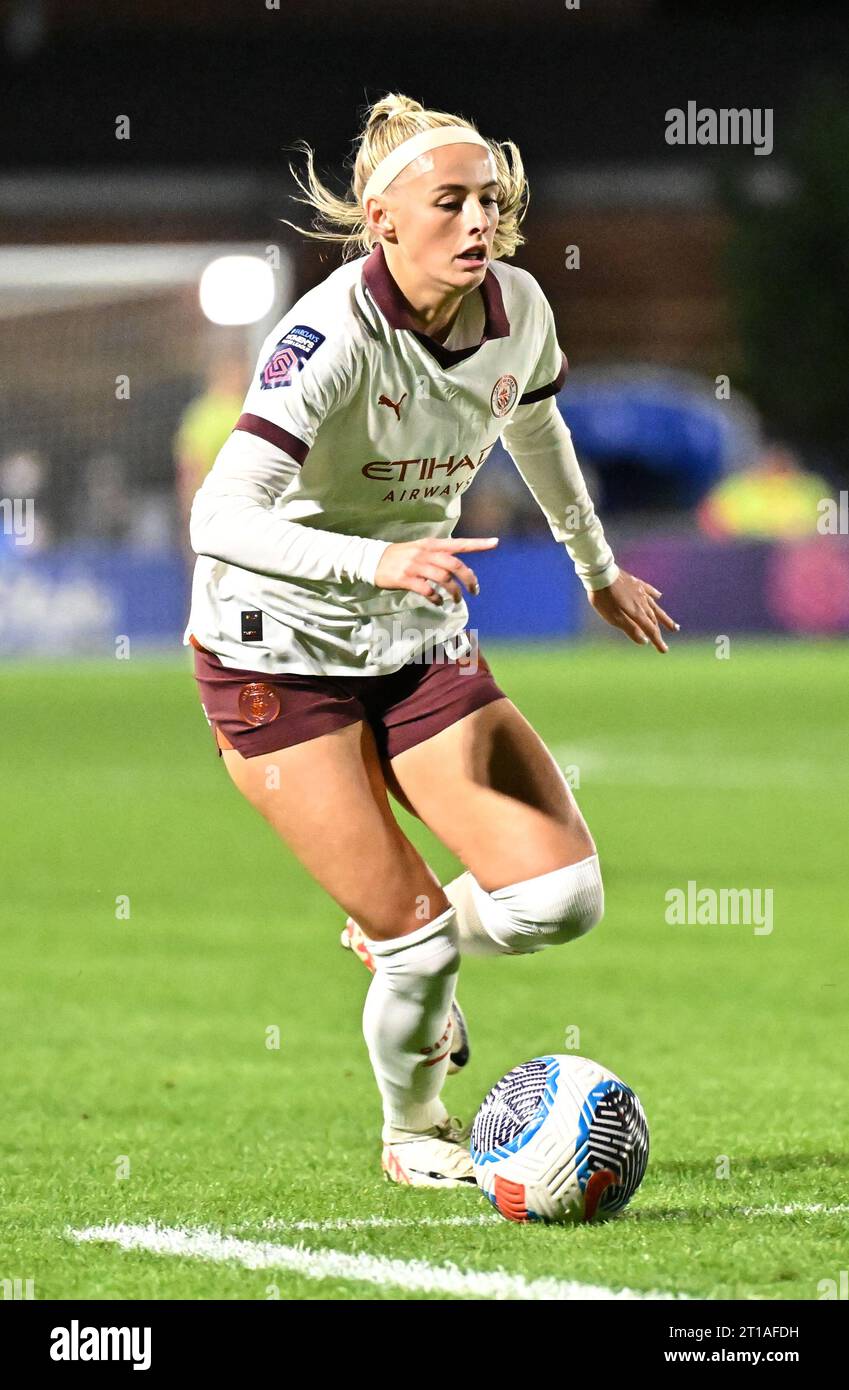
[340,917,470,1074]
[381,1114,477,1188]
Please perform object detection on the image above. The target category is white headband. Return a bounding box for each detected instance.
[361,126,492,207]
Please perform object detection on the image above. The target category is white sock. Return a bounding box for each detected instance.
[361,905,460,1142]
[443,869,511,956]
[445,856,604,956]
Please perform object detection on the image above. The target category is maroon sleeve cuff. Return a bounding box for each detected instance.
[518,350,568,405]
[233,413,310,465]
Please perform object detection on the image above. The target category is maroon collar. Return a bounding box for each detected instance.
[361,241,510,367]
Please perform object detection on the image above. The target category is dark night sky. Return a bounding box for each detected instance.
[2,5,847,172]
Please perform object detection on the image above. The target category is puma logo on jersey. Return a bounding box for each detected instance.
[377,391,407,420]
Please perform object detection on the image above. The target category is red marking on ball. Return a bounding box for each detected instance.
[493,1174,530,1222]
[583,1167,618,1222]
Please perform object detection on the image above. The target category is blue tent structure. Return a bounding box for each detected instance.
[556,368,761,508]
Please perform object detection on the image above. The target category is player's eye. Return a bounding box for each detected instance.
[437,196,499,210]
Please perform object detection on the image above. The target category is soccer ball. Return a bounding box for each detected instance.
[470,1054,649,1224]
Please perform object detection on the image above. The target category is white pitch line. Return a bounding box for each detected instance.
[69,1223,686,1301]
[247,1214,502,1233]
[244,1202,849,1234]
[633,1201,849,1223]
[738,1202,849,1218]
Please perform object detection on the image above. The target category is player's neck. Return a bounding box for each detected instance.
[381,244,467,344]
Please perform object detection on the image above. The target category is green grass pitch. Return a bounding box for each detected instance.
[2,638,847,1300]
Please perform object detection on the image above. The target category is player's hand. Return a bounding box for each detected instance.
[588,570,679,653]
[373,536,499,605]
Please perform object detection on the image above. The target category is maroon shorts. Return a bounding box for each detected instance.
[191,633,507,761]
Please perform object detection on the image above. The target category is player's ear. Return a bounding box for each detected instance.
[365,194,398,244]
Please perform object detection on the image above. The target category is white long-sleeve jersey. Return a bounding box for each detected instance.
[184,242,618,675]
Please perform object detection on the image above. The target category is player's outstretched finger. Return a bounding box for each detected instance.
[617,616,651,646]
[443,537,499,554]
[637,609,668,653]
[650,599,679,632]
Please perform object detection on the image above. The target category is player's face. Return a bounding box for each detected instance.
[381,143,499,289]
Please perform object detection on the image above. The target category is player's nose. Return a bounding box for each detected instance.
[463,195,490,227]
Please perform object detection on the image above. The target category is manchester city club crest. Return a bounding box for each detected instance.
[238,682,281,726]
[490,373,519,417]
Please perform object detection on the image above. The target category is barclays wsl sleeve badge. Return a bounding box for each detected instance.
[490,374,519,416]
[259,325,326,389]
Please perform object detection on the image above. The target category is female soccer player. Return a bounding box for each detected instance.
[185,93,677,1189]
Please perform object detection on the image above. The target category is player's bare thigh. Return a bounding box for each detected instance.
[387,697,595,892]
[217,720,449,940]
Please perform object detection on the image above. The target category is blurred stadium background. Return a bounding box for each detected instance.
[2,0,848,651]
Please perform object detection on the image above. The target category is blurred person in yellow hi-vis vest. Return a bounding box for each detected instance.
[174,355,248,556]
[697,445,830,539]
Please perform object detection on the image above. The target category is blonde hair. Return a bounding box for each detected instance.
[281,92,529,261]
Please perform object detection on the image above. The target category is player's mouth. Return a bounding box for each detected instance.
[455,246,488,268]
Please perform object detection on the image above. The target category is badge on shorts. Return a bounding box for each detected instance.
[238,682,281,726]
[490,373,518,417]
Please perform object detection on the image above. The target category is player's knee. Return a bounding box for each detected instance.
[541,856,604,945]
[471,853,604,954]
